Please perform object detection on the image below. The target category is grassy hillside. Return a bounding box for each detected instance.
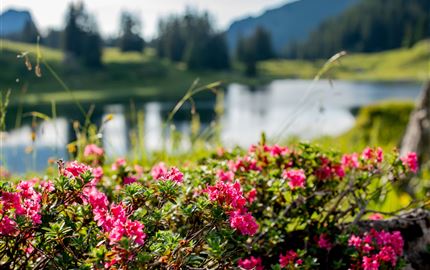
[261,40,430,81]
[0,39,428,107]
[0,40,268,106]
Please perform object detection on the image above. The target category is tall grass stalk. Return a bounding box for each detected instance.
[0,90,11,177]
[162,79,221,156]
[271,51,347,143]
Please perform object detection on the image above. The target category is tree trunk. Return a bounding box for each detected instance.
[400,82,430,162]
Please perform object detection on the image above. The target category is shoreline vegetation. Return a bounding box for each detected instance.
[0,39,428,106]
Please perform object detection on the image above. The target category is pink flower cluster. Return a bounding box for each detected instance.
[91,166,104,186]
[315,157,345,180]
[0,181,42,236]
[84,144,104,157]
[348,229,404,269]
[362,147,384,162]
[204,181,258,235]
[228,156,261,172]
[282,169,306,189]
[111,158,127,171]
[151,163,184,183]
[216,169,234,182]
[151,162,167,179]
[279,250,303,268]
[83,187,146,246]
[317,233,333,250]
[238,256,264,270]
[64,161,91,179]
[249,144,289,157]
[342,153,360,170]
[229,210,259,236]
[401,152,418,173]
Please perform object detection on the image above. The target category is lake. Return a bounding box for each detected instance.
[0,79,422,173]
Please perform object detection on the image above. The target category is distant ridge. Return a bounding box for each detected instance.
[0,9,37,37]
[226,0,359,54]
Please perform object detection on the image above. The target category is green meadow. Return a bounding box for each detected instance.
[0,39,428,107]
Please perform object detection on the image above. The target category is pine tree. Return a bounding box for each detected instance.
[63,2,102,68]
[118,12,145,52]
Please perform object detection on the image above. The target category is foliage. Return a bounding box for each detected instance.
[286,0,430,59]
[63,2,103,68]
[0,140,423,269]
[155,9,230,71]
[236,27,275,76]
[42,28,62,49]
[118,12,145,53]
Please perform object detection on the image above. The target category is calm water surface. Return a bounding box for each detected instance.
[0,80,422,173]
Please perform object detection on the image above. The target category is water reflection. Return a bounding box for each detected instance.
[103,105,128,157]
[0,119,68,173]
[0,80,422,173]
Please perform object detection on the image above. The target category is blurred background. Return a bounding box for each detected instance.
[0,0,429,173]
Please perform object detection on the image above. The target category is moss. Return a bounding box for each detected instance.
[314,100,415,152]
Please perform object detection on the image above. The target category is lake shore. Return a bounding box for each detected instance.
[1,39,428,106]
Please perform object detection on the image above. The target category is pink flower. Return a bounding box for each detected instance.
[91,167,104,185]
[238,256,264,270]
[333,164,345,178]
[134,164,144,178]
[229,210,259,236]
[151,162,168,179]
[269,144,289,157]
[376,147,384,162]
[83,187,146,246]
[369,213,384,220]
[164,167,184,183]
[64,161,91,178]
[401,152,418,173]
[377,246,397,266]
[283,169,306,189]
[0,216,18,236]
[1,181,42,227]
[362,147,384,163]
[84,144,104,157]
[205,181,247,210]
[248,144,258,153]
[279,250,301,268]
[112,158,127,171]
[348,235,362,248]
[216,169,234,182]
[228,156,261,172]
[317,233,333,250]
[40,181,55,192]
[348,229,404,269]
[123,176,137,185]
[390,231,404,256]
[342,153,359,169]
[204,181,258,235]
[362,147,374,160]
[247,189,257,204]
[362,256,379,270]
[125,220,146,245]
[1,192,25,215]
[83,187,109,212]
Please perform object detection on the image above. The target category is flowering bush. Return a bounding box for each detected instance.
[0,141,421,269]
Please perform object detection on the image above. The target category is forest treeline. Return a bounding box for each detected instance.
[6,0,430,74]
[286,0,430,59]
